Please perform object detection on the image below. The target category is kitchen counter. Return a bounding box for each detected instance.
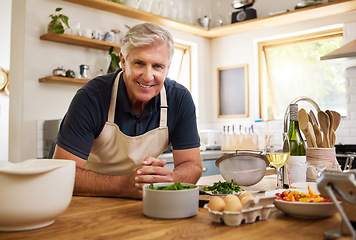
[0,175,350,240]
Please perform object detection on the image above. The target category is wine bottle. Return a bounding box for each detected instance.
[283,104,306,188]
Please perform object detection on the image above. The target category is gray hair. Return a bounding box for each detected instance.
[121,23,174,63]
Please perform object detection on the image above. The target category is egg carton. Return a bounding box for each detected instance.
[204,195,275,227]
[240,195,275,209]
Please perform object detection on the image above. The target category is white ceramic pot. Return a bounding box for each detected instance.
[0,159,75,231]
[142,182,199,219]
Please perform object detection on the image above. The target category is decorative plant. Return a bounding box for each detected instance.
[107,47,121,73]
[48,8,70,34]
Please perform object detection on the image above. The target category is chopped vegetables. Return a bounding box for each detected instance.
[275,185,332,203]
[202,179,244,194]
[148,182,197,190]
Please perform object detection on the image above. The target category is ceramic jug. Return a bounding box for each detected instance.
[198,16,210,29]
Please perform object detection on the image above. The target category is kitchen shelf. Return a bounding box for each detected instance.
[39,76,89,85]
[40,32,121,52]
[63,0,356,39]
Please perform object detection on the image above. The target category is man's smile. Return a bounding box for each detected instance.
[137,81,154,88]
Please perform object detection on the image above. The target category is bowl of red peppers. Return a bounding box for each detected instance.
[274,186,338,219]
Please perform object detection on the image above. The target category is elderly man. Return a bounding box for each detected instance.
[50,23,202,199]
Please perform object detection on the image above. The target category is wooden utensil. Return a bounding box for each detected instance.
[325,110,334,147]
[313,124,324,148]
[309,110,319,126]
[330,129,336,147]
[318,111,331,148]
[299,108,317,148]
[308,122,317,148]
[330,110,341,131]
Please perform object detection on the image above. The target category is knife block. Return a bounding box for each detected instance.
[221,134,259,151]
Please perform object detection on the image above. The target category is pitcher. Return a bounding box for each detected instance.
[198,16,210,29]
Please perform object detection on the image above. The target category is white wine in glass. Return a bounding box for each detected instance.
[266,133,290,189]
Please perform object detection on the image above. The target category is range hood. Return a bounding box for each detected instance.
[321,39,356,68]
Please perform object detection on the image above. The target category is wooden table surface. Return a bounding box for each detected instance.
[0,175,351,240]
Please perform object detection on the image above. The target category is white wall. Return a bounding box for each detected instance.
[0,0,11,161]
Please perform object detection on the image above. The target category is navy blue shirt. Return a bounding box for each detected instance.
[50,70,200,160]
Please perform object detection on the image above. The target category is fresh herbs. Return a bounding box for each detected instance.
[148,182,197,190]
[202,179,244,194]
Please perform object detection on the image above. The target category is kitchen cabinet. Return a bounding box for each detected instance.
[39,32,120,85]
[165,159,220,177]
[160,150,230,177]
[63,0,356,39]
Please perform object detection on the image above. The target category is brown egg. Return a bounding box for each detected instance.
[208,196,225,212]
[238,192,255,206]
[224,195,242,212]
[224,194,239,203]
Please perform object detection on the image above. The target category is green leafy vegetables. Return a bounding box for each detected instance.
[202,179,244,194]
[148,182,197,190]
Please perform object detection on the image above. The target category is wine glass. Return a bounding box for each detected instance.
[266,133,290,189]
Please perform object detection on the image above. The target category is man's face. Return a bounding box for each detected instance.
[121,42,170,107]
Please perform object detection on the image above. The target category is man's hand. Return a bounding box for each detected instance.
[135,156,174,193]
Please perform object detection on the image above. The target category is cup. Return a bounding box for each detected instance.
[92,30,102,40]
[103,31,114,43]
[286,161,307,187]
[72,22,82,36]
[83,29,92,38]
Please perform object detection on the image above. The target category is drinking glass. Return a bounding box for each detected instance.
[306,160,341,182]
[266,133,290,189]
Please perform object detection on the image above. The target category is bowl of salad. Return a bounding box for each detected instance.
[142,182,199,219]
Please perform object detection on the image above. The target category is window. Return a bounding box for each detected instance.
[167,43,191,91]
[258,29,345,120]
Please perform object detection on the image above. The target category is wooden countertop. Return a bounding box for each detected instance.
[0,175,350,240]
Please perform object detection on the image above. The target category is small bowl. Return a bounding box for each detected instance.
[142,182,199,219]
[216,150,268,186]
[0,159,75,231]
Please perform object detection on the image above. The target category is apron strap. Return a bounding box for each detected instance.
[159,85,168,127]
[108,71,121,123]
[108,71,168,128]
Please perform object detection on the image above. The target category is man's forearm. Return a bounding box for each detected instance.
[73,167,140,199]
[172,161,203,184]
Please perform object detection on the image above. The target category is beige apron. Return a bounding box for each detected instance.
[85,72,169,175]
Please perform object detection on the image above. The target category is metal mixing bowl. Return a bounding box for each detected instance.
[215,150,269,186]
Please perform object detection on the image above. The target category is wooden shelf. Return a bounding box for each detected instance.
[40,32,121,52]
[63,0,356,39]
[39,76,89,85]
